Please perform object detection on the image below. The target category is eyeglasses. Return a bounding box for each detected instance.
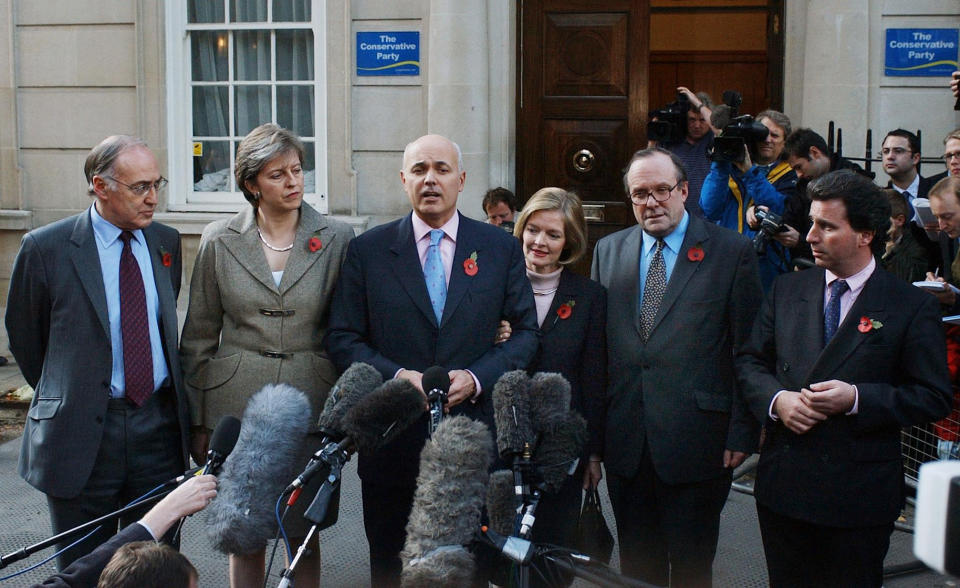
[943,152,960,162]
[106,176,168,196]
[630,180,682,204]
[878,147,912,157]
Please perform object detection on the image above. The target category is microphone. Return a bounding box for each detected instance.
[201,415,242,475]
[422,365,450,435]
[533,411,587,493]
[528,372,571,433]
[342,378,428,454]
[317,362,383,439]
[710,103,732,130]
[492,370,532,459]
[205,384,313,555]
[286,362,383,492]
[400,416,493,587]
[298,378,428,527]
[486,469,518,537]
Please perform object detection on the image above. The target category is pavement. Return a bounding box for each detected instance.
[0,310,956,586]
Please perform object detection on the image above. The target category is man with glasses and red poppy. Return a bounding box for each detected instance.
[591,147,762,587]
[5,135,191,570]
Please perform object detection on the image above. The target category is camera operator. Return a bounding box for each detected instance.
[700,108,797,289]
[647,87,720,217]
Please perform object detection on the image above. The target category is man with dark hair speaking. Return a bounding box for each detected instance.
[736,170,952,586]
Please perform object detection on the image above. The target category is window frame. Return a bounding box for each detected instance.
[164,0,328,212]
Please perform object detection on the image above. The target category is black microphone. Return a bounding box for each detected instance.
[486,469,518,537]
[342,378,428,454]
[299,378,428,527]
[286,362,383,492]
[205,384,313,555]
[492,370,532,459]
[401,416,493,587]
[201,415,242,475]
[528,372,571,434]
[422,365,450,435]
[317,361,383,439]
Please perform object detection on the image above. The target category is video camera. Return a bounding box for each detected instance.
[710,91,770,164]
[647,91,691,144]
[752,207,787,255]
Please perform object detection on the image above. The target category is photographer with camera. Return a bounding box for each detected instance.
[648,86,719,217]
[700,102,797,289]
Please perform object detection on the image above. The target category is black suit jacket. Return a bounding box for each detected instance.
[5,208,190,498]
[33,523,152,587]
[591,214,763,484]
[323,212,539,486]
[527,269,607,456]
[736,266,951,527]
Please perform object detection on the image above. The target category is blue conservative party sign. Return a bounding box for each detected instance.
[885,28,958,77]
[357,31,420,76]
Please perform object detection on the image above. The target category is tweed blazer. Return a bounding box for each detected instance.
[180,203,354,430]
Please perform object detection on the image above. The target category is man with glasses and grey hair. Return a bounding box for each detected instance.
[5,135,191,570]
[591,147,762,587]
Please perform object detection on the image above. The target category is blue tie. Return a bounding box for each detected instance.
[424,229,447,323]
[823,279,849,346]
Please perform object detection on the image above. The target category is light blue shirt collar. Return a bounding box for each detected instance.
[90,203,146,248]
[641,210,690,257]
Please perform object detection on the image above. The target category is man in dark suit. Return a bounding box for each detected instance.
[590,148,762,587]
[736,170,952,587]
[324,134,538,586]
[5,136,191,569]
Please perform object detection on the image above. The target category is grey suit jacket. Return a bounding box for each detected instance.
[591,214,762,484]
[180,203,354,430]
[6,207,190,498]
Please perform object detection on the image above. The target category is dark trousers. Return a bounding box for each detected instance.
[361,480,417,588]
[607,447,731,588]
[47,390,182,570]
[756,503,893,588]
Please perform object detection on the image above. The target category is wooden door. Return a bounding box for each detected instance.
[517,0,650,275]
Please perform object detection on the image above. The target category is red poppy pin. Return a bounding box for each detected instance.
[857,316,883,333]
[159,245,172,267]
[308,231,323,252]
[556,300,576,320]
[463,251,479,276]
[687,244,705,262]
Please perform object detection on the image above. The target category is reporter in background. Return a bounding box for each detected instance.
[512,188,607,560]
[35,475,216,588]
[881,189,929,284]
[700,110,797,289]
[180,124,354,587]
[482,187,518,227]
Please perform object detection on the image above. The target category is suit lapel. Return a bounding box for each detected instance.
[278,204,337,293]
[219,206,279,293]
[390,213,438,325]
[141,225,179,354]
[540,269,577,335]
[70,209,110,338]
[807,269,886,381]
[648,216,709,339]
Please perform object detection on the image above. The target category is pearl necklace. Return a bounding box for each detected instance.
[257,228,294,252]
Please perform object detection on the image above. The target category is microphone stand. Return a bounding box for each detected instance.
[278,440,352,586]
[0,488,172,569]
[509,441,534,588]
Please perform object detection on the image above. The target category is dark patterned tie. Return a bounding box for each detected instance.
[119,231,153,406]
[640,239,666,342]
[423,229,447,323]
[823,279,849,346]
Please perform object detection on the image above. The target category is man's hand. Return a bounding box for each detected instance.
[773,390,827,434]
[140,474,218,537]
[922,271,956,307]
[723,449,748,469]
[746,205,761,230]
[495,320,512,344]
[190,428,210,466]
[583,457,603,490]
[802,380,856,416]
[734,144,753,173]
[772,225,799,248]
[446,369,476,409]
